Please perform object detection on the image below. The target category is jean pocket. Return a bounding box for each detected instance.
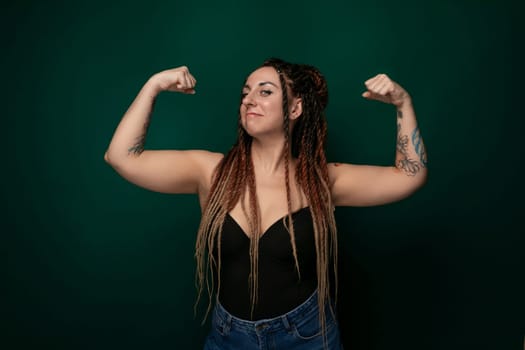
[292,313,336,340]
[212,313,230,337]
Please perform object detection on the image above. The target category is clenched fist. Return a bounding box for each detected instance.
[152,66,197,94]
[362,74,411,108]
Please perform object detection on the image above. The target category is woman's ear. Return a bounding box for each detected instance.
[290,98,303,120]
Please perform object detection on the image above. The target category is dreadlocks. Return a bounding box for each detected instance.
[194,58,338,344]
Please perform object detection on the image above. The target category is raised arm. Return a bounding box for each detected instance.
[329,74,427,207]
[104,66,222,195]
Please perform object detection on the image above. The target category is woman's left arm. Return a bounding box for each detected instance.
[329,74,428,207]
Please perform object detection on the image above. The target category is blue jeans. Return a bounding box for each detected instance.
[203,290,343,349]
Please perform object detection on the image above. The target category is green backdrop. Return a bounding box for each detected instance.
[3,0,522,349]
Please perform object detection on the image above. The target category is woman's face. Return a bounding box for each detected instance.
[240,66,288,138]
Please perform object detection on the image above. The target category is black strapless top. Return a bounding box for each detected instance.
[216,207,318,320]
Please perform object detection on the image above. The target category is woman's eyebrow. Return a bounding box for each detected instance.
[243,81,279,89]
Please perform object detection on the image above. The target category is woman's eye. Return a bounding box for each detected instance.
[260,90,273,96]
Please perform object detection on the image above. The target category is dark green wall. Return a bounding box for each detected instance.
[3,0,522,349]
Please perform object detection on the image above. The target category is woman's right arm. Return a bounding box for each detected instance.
[104,66,223,195]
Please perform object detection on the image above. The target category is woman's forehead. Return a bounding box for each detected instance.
[244,66,280,88]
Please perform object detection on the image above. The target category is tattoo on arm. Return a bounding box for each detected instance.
[397,135,409,156]
[128,118,151,155]
[397,158,421,176]
[396,123,408,156]
[411,127,427,167]
[397,110,403,119]
[396,123,423,176]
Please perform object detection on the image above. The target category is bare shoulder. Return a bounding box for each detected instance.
[172,149,224,189]
[189,150,223,206]
[190,150,224,178]
[327,162,361,180]
[183,150,224,194]
[327,161,365,187]
[188,149,224,166]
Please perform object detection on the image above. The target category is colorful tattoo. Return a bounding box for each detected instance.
[396,123,422,176]
[412,127,427,167]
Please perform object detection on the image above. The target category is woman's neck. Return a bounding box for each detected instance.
[251,137,291,175]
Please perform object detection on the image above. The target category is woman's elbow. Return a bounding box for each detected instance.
[415,168,428,189]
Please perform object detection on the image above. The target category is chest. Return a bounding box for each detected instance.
[221,207,316,267]
[228,175,307,237]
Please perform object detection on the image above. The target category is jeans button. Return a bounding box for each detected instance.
[256,323,268,331]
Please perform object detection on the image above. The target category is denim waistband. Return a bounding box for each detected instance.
[213,289,324,335]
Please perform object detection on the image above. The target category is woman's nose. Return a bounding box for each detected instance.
[242,92,256,106]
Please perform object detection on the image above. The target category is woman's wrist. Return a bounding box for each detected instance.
[144,74,164,96]
[395,95,413,110]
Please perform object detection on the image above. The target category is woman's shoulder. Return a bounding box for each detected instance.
[190,149,224,160]
[188,150,224,171]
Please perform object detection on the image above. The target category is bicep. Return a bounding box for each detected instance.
[329,163,426,207]
[107,150,222,194]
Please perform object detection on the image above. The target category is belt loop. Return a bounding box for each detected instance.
[281,315,292,332]
[225,313,233,333]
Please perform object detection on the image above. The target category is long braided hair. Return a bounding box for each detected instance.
[194,58,338,338]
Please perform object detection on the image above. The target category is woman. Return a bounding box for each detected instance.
[105,58,427,349]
